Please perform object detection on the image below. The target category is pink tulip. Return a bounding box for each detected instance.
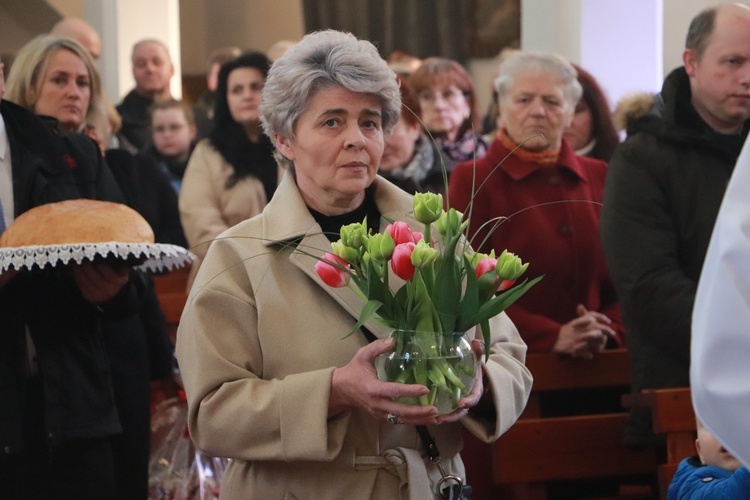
[386,221,415,245]
[412,231,425,243]
[474,257,498,279]
[315,253,351,288]
[391,242,416,281]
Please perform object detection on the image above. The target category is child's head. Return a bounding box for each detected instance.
[696,419,742,472]
[150,99,196,161]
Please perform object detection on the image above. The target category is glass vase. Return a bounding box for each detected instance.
[374,329,478,415]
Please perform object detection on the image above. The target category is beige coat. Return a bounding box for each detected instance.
[176,172,532,499]
[178,138,278,288]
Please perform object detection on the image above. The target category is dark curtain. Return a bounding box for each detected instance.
[302,0,469,63]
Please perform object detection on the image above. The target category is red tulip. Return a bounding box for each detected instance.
[391,242,416,281]
[315,253,351,288]
[499,279,516,291]
[386,221,415,245]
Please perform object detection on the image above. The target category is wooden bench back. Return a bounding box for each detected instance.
[153,267,190,343]
[525,348,631,391]
[463,349,658,500]
[622,387,695,499]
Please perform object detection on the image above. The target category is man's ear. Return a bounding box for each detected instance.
[683,49,699,77]
[275,133,295,161]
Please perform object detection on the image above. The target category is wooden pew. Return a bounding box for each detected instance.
[153,267,190,343]
[462,349,658,499]
[153,266,191,294]
[622,388,695,499]
[150,268,190,412]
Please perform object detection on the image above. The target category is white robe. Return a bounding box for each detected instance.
[691,134,750,468]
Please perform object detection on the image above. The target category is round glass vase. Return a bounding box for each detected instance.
[374,329,478,415]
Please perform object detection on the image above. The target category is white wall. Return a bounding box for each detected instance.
[579,0,662,108]
[85,0,182,102]
[520,0,662,111]
[517,0,750,113]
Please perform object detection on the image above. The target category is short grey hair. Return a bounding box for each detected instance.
[261,30,401,169]
[495,51,582,112]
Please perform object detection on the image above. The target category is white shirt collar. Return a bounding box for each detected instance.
[0,111,15,227]
[0,113,7,160]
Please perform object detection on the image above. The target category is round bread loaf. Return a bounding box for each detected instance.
[0,199,155,247]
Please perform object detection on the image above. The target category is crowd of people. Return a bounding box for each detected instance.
[1,2,749,498]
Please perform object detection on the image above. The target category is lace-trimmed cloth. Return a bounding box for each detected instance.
[0,242,194,273]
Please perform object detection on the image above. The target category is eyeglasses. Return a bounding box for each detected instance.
[418,88,467,104]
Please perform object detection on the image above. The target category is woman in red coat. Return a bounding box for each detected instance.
[449,51,624,358]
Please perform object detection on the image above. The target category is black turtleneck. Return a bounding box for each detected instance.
[308,189,381,243]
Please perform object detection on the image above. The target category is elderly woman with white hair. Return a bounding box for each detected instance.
[449,51,625,360]
[176,30,531,499]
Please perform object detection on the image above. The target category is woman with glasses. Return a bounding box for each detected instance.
[179,51,279,287]
[408,58,488,169]
[379,77,449,195]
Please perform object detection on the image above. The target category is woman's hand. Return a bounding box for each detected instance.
[71,262,130,304]
[553,304,615,359]
[330,338,440,425]
[0,269,19,289]
[436,339,486,424]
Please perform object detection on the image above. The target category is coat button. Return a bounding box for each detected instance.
[548,175,561,185]
[558,225,572,235]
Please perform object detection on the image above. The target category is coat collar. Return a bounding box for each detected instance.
[1,100,70,177]
[262,170,416,339]
[261,170,415,245]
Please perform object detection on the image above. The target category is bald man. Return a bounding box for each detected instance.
[50,17,102,60]
[117,39,175,151]
[601,2,750,447]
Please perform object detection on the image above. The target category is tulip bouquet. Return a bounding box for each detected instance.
[315,192,540,412]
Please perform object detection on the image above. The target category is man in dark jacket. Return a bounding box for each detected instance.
[600,3,750,447]
[116,39,175,151]
[0,63,134,498]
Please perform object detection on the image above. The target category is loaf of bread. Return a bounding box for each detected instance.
[0,199,155,247]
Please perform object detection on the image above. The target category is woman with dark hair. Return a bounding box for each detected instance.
[564,64,620,162]
[408,57,488,166]
[179,51,278,286]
